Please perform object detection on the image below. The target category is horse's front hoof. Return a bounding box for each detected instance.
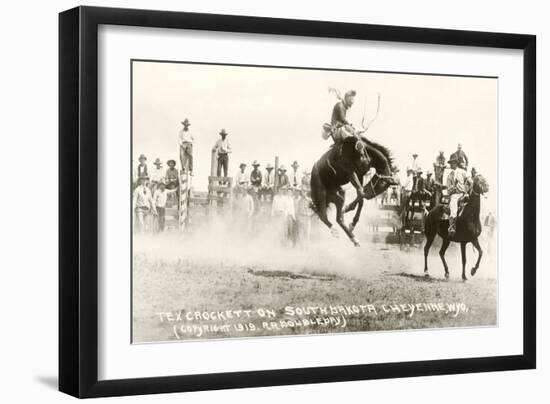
[351,237,360,247]
[424,271,430,278]
[444,272,449,279]
[462,276,468,282]
[471,267,478,276]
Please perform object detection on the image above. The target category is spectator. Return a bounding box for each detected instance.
[136,154,149,179]
[277,165,290,188]
[261,163,275,201]
[272,187,296,246]
[178,118,194,174]
[213,129,231,177]
[250,161,262,190]
[434,150,447,184]
[296,190,314,245]
[165,160,179,190]
[133,177,154,233]
[301,169,311,192]
[235,163,248,189]
[290,161,301,189]
[152,183,176,232]
[242,187,256,234]
[150,158,164,184]
[450,143,469,170]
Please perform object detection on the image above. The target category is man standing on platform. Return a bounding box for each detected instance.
[178,119,194,175]
[213,129,231,178]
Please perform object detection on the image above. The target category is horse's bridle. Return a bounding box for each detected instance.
[365,173,395,197]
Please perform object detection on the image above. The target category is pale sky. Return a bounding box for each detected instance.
[132,60,497,212]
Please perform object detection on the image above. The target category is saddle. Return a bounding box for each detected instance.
[322,123,355,143]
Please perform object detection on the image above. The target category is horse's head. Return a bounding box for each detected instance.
[363,173,398,199]
[360,139,398,199]
[473,174,489,195]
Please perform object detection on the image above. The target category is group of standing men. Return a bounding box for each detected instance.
[234,160,311,199]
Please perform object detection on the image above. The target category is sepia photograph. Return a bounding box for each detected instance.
[131,59,497,343]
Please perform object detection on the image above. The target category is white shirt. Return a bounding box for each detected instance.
[133,185,153,210]
[236,170,249,186]
[290,170,301,188]
[404,174,414,192]
[446,167,467,194]
[264,170,275,187]
[150,166,164,183]
[153,189,168,208]
[213,138,231,154]
[178,128,194,145]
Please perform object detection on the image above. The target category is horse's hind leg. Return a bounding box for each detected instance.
[310,168,335,235]
[333,191,360,247]
[439,238,451,279]
[470,238,483,276]
[315,199,335,236]
[423,232,435,276]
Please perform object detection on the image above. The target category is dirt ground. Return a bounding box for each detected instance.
[132,219,497,343]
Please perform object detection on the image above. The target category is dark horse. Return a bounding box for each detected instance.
[423,174,490,280]
[310,136,397,246]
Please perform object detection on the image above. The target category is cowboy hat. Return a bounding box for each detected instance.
[291,161,299,168]
[302,169,310,175]
[344,90,356,97]
[266,163,274,170]
[181,118,191,126]
[153,158,162,165]
[252,160,260,166]
[278,165,287,171]
[219,129,228,136]
[412,153,419,159]
[239,162,247,168]
[138,154,147,161]
[167,159,176,166]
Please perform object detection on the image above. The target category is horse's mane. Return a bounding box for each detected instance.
[361,137,395,173]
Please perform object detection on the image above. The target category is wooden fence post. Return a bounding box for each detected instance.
[274,156,279,190]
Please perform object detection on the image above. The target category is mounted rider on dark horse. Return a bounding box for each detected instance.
[312,89,398,246]
[423,172,489,281]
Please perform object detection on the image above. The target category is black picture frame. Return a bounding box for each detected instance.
[59,6,536,398]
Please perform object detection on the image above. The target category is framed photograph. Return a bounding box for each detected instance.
[59,6,536,398]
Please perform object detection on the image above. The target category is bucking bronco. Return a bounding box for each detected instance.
[310,136,397,246]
